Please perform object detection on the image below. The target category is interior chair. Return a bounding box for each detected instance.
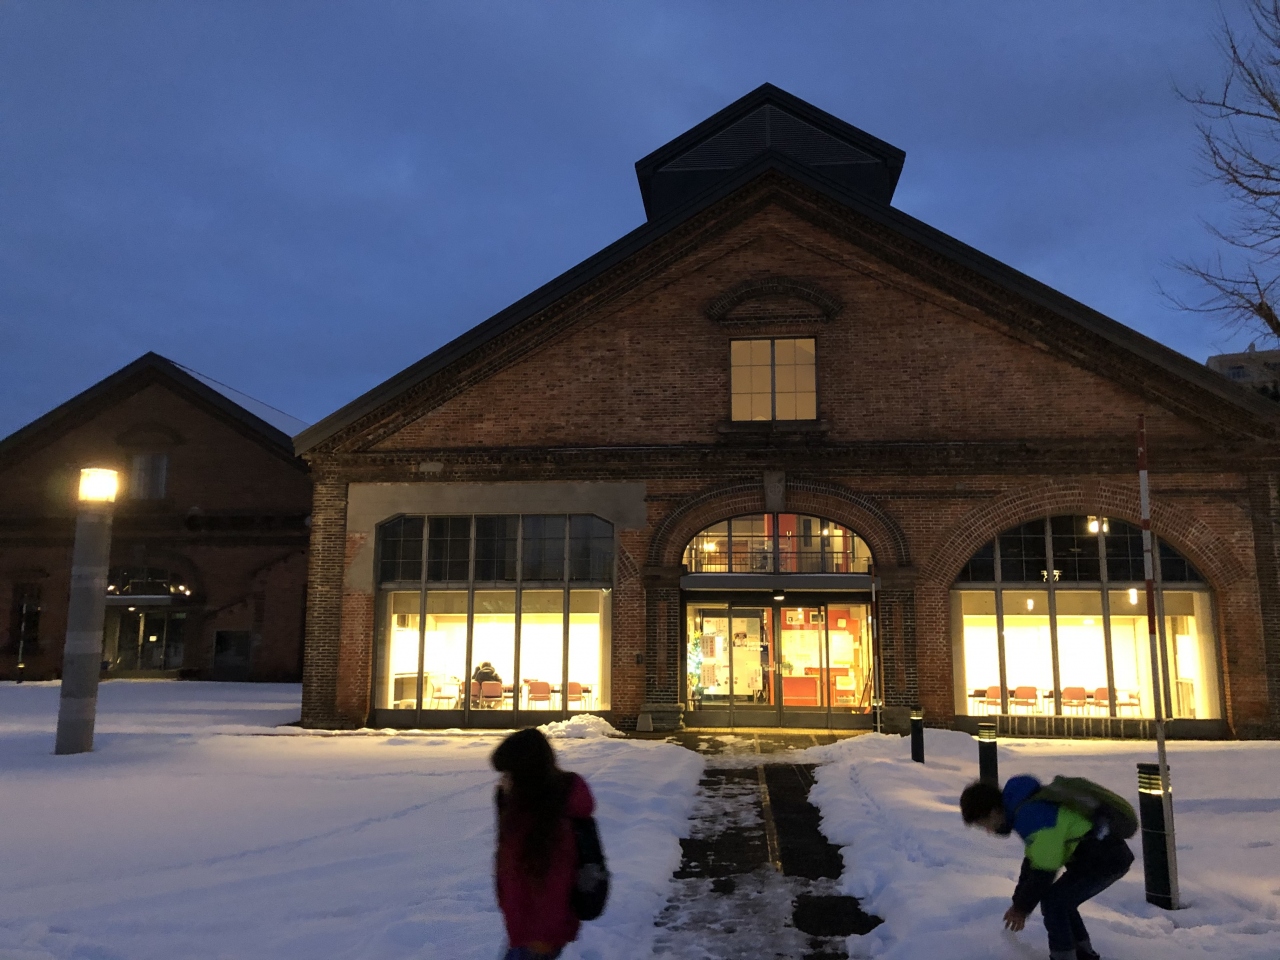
[429,681,459,710]
[1061,686,1088,714]
[565,681,585,710]
[480,680,504,709]
[526,680,553,710]
[1115,690,1141,715]
[1010,686,1039,713]
[982,685,1004,713]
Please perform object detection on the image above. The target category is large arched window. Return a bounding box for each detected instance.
[682,514,872,574]
[952,515,1220,721]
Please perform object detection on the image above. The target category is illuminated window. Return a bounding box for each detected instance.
[730,338,816,421]
[373,514,614,718]
[952,515,1219,720]
[682,514,871,574]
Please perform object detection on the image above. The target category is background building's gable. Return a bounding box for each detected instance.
[0,381,311,517]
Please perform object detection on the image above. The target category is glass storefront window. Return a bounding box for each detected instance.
[688,605,730,706]
[1001,590,1052,715]
[1054,591,1108,715]
[472,591,515,709]
[519,590,564,710]
[952,515,1221,721]
[569,589,610,711]
[1162,590,1220,720]
[952,591,999,715]
[376,513,615,722]
[778,516,823,573]
[378,591,422,710]
[423,591,467,710]
[732,608,773,704]
[827,604,873,712]
[1107,588,1152,717]
[780,606,823,706]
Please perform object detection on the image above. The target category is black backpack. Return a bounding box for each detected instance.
[570,815,610,921]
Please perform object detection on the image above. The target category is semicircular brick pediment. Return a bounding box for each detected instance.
[706,276,843,325]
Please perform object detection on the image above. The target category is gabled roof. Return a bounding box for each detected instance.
[635,83,905,220]
[0,352,301,466]
[296,86,1280,455]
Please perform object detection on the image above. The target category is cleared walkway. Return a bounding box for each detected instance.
[652,732,881,960]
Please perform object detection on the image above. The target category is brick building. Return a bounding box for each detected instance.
[297,84,1280,738]
[0,353,311,682]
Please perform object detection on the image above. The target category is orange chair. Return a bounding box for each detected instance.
[1010,686,1039,713]
[566,681,585,710]
[982,685,1004,713]
[1061,686,1088,714]
[480,680,504,709]
[526,681,553,709]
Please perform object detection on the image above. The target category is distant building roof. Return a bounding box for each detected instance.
[1207,343,1280,388]
[0,352,307,465]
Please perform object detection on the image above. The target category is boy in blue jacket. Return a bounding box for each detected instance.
[961,776,1133,960]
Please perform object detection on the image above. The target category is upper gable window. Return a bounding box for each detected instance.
[730,338,816,421]
[129,452,168,500]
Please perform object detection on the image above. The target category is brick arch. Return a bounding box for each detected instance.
[647,479,911,569]
[920,480,1251,592]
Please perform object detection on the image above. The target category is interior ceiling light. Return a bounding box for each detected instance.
[1087,517,1100,533]
[1026,598,1035,611]
[1129,588,1139,605]
[773,589,786,601]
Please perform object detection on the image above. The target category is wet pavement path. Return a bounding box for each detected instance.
[652,732,881,960]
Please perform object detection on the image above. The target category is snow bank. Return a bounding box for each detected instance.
[805,730,1280,960]
[540,714,623,739]
[0,681,702,960]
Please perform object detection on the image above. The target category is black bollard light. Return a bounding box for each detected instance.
[910,707,924,763]
[977,723,998,783]
[1137,762,1175,909]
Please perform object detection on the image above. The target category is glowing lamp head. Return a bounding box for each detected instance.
[1025,597,1035,611]
[1128,588,1139,606]
[78,468,119,503]
[1087,517,1099,533]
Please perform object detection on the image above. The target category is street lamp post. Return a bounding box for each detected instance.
[54,467,118,755]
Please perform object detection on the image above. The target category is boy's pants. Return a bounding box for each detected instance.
[1042,835,1134,957]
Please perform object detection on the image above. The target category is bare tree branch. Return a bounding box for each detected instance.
[1175,0,1280,341]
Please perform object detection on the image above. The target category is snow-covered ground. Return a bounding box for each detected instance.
[806,730,1280,960]
[0,681,702,960]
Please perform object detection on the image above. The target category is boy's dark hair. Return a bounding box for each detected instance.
[960,779,1004,824]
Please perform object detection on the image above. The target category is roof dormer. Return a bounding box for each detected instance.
[634,83,905,221]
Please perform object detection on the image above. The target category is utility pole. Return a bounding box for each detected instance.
[1137,416,1180,909]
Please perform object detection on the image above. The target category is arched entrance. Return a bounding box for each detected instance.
[680,512,879,728]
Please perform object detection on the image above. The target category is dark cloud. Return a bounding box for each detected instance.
[0,0,1258,436]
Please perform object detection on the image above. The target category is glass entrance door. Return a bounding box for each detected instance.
[730,607,775,721]
[687,598,875,728]
[108,609,186,672]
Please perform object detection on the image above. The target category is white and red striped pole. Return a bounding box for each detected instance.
[1137,415,1179,908]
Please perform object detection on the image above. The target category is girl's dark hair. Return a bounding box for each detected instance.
[492,727,570,879]
[960,780,1004,824]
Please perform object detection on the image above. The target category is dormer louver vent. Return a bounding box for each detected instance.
[660,105,877,172]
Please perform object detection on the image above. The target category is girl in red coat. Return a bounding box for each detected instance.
[491,728,595,960]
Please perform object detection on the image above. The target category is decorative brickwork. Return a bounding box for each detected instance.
[297,169,1280,738]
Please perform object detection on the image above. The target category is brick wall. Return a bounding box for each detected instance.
[300,176,1280,737]
[0,380,311,682]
